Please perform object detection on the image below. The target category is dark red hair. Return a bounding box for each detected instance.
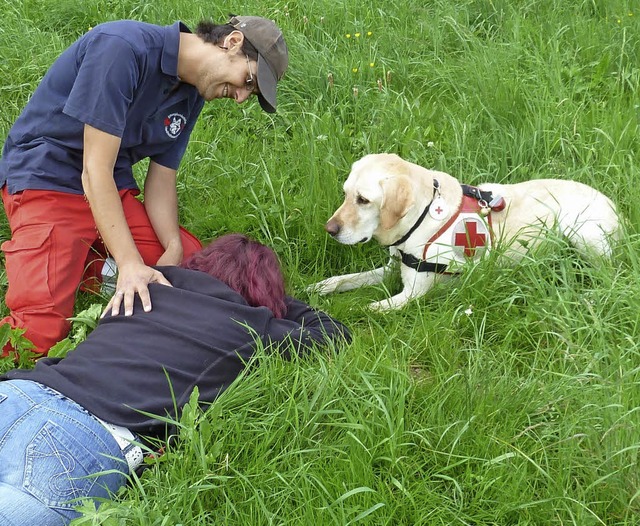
[180,234,287,318]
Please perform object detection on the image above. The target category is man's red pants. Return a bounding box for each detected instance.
[0,188,202,356]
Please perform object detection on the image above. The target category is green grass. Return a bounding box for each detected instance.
[1,0,640,523]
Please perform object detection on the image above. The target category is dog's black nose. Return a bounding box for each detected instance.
[325,219,340,237]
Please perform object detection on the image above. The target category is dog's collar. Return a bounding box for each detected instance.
[388,179,440,247]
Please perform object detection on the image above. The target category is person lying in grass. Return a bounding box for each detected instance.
[0,233,350,526]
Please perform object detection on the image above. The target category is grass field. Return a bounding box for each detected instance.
[1,0,639,523]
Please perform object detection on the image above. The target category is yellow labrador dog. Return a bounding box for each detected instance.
[310,153,621,311]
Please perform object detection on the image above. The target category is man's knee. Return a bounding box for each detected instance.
[179,226,203,261]
[1,311,71,357]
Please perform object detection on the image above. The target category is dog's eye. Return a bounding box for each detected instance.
[356,195,370,205]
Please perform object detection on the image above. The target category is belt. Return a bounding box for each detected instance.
[24,382,146,474]
[94,417,144,474]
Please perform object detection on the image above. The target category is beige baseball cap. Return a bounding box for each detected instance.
[229,15,288,113]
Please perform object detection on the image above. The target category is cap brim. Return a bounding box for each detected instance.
[256,54,278,113]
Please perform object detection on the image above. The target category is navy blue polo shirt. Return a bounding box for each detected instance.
[0,20,205,194]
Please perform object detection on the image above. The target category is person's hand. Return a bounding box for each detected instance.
[102,262,172,318]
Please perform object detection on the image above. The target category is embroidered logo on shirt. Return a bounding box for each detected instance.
[164,113,187,139]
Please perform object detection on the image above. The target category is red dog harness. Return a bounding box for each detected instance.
[397,182,505,274]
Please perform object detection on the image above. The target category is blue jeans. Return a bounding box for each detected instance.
[0,379,129,525]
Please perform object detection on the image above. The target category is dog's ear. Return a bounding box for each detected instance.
[379,175,414,231]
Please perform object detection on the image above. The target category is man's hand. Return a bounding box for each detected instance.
[103,262,172,317]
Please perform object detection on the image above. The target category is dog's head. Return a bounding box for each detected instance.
[325,153,429,246]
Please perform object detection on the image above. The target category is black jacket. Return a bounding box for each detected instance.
[3,266,350,440]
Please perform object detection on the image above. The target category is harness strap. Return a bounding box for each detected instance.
[461,184,506,211]
[421,198,472,260]
[390,201,431,247]
[400,251,449,274]
[389,180,440,247]
[461,184,492,202]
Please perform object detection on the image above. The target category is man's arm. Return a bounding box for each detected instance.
[82,124,171,316]
[143,161,183,266]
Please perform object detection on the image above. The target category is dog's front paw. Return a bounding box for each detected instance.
[368,299,394,312]
[306,278,340,296]
[368,292,415,311]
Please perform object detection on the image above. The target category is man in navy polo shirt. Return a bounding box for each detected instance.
[0,15,289,356]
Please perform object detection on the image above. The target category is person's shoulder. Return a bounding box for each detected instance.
[88,20,168,47]
[154,266,252,305]
[155,265,209,283]
[92,20,159,34]
[154,266,228,293]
